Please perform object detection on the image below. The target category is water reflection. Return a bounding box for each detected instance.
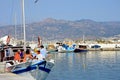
[47,51,120,80]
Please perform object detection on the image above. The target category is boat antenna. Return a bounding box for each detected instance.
[83,34,85,43]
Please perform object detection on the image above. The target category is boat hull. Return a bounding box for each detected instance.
[7,60,54,80]
[74,48,88,53]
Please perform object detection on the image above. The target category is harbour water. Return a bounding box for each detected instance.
[47,51,120,80]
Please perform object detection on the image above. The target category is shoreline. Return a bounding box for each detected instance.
[88,48,120,51]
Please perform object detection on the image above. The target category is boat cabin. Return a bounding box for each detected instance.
[0,45,31,62]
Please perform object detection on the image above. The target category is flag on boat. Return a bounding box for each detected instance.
[38,36,41,47]
[6,35,10,45]
[34,0,39,3]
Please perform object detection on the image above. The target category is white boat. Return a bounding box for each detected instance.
[6,59,54,80]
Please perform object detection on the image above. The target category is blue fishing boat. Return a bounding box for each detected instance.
[89,44,101,51]
[57,43,76,53]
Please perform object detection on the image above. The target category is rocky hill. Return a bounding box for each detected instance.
[0,18,120,41]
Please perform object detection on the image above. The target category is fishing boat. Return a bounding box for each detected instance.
[46,44,58,53]
[57,43,76,53]
[89,44,101,51]
[74,44,88,53]
[74,35,88,53]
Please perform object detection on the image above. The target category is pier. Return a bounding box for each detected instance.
[0,73,34,80]
[0,62,33,80]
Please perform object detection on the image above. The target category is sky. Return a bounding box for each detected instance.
[0,0,120,25]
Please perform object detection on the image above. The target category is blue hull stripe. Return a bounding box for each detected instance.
[12,61,51,74]
[39,67,51,73]
[13,66,51,74]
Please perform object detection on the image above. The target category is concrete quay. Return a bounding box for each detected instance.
[0,73,34,80]
[88,48,120,51]
[0,62,34,80]
[87,43,120,51]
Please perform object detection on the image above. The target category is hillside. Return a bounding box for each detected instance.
[0,18,120,41]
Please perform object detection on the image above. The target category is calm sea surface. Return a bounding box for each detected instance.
[46,51,120,80]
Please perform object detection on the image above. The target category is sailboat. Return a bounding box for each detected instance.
[6,59,54,80]
[4,0,54,80]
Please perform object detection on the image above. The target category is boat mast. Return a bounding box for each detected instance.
[83,34,85,43]
[14,13,17,40]
[21,0,26,51]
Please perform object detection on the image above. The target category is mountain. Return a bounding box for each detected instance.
[0,18,120,41]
